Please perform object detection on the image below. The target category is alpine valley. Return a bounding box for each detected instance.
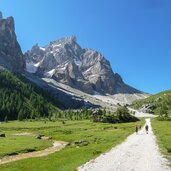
[0,3,171,171]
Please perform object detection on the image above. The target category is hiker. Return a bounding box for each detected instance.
[139,125,142,130]
[145,124,149,134]
[135,125,138,134]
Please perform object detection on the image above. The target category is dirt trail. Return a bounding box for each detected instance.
[78,118,171,171]
[0,140,67,165]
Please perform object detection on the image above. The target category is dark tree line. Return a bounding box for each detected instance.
[0,70,56,121]
[54,109,93,120]
[92,106,139,123]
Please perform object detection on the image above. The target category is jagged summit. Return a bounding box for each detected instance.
[25,36,143,96]
[46,36,77,49]
[0,13,25,71]
[52,36,77,44]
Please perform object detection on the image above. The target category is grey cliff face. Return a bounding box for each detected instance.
[25,36,141,95]
[0,12,3,20]
[0,12,25,71]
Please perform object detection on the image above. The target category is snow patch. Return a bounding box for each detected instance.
[52,44,61,49]
[56,63,68,71]
[84,66,94,73]
[55,49,60,53]
[26,61,39,73]
[44,69,56,77]
[60,66,66,70]
[74,59,81,66]
[34,61,41,67]
[89,74,96,78]
[40,47,45,51]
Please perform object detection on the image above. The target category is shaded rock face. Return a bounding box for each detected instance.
[0,12,3,20]
[25,36,141,95]
[0,12,25,72]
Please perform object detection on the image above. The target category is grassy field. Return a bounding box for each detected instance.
[0,119,144,171]
[0,132,52,158]
[151,119,171,166]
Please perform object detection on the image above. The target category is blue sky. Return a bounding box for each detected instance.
[1,0,171,94]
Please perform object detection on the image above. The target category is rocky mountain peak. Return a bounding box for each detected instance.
[0,16,15,35]
[0,13,25,71]
[48,36,77,49]
[54,36,77,44]
[24,36,142,95]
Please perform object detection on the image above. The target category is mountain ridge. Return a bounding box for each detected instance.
[25,36,144,96]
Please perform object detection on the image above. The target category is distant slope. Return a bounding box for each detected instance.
[131,90,171,115]
[0,69,61,121]
[35,77,148,110]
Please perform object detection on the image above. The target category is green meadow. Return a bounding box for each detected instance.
[0,133,52,158]
[0,119,143,171]
[152,119,171,166]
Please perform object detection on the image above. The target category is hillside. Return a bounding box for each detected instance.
[131,90,171,116]
[0,69,60,121]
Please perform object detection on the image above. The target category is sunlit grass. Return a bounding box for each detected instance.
[0,119,143,171]
[152,119,171,166]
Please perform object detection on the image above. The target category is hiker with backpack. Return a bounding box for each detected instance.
[145,124,149,134]
[135,125,138,134]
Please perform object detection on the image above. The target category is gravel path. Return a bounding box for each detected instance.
[78,119,171,171]
[128,108,157,118]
